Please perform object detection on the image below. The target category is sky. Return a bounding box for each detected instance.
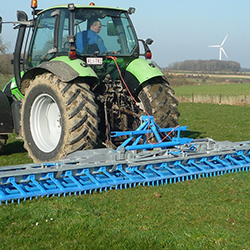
[1,0,250,68]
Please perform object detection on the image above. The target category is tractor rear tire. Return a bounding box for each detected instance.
[20,73,99,162]
[138,81,180,128]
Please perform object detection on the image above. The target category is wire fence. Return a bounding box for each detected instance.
[176,94,250,106]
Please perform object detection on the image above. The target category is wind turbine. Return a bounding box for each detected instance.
[208,35,228,60]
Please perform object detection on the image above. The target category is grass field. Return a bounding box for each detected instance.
[1,103,250,249]
[173,83,250,105]
[178,103,250,142]
[167,70,250,105]
[174,83,250,96]
[1,173,250,249]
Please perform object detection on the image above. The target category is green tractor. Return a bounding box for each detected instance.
[0,2,179,162]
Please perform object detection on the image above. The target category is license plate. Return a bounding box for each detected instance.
[86,57,103,65]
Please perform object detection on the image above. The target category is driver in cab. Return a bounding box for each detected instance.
[76,19,107,54]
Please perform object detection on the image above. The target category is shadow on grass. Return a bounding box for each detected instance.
[1,140,27,156]
[181,130,203,139]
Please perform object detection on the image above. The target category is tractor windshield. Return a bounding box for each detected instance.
[74,8,138,56]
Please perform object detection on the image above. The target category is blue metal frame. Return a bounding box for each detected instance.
[111,116,193,151]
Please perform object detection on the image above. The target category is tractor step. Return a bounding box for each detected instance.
[1,116,250,204]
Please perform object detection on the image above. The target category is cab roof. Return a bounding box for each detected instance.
[38,4,127,15]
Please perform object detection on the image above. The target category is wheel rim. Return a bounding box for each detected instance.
[30,93,62,153]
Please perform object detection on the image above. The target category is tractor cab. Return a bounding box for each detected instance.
[9,2,151,85]
[27,4,150,66]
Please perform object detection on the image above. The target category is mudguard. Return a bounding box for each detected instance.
[0,90,13,134]
[124,58,164,94]
[22,56,99,83]
[126,58,163,84]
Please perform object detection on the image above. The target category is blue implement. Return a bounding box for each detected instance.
[1,116,250,204]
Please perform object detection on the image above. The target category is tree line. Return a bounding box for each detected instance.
[167,60,241,72]
[0,36,13,75]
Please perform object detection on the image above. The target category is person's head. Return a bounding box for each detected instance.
[90,20,102,33]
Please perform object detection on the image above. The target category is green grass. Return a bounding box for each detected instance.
[1,103,250,249]
[0,134,32,167]
[178,103,250,142]
[0,171,250,249]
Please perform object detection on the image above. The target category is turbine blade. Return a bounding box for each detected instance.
[221,47,228,58]
[221,34,228,46]
[208,45,220,47]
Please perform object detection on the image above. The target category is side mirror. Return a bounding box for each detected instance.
[17,11,28,22]
[145,38,154,45]
[0,17,2,34]
[128,7,136,15]
[107,21,117,36]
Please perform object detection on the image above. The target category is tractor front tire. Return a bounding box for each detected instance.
[138,81,180,128]
[20,73,99,162]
